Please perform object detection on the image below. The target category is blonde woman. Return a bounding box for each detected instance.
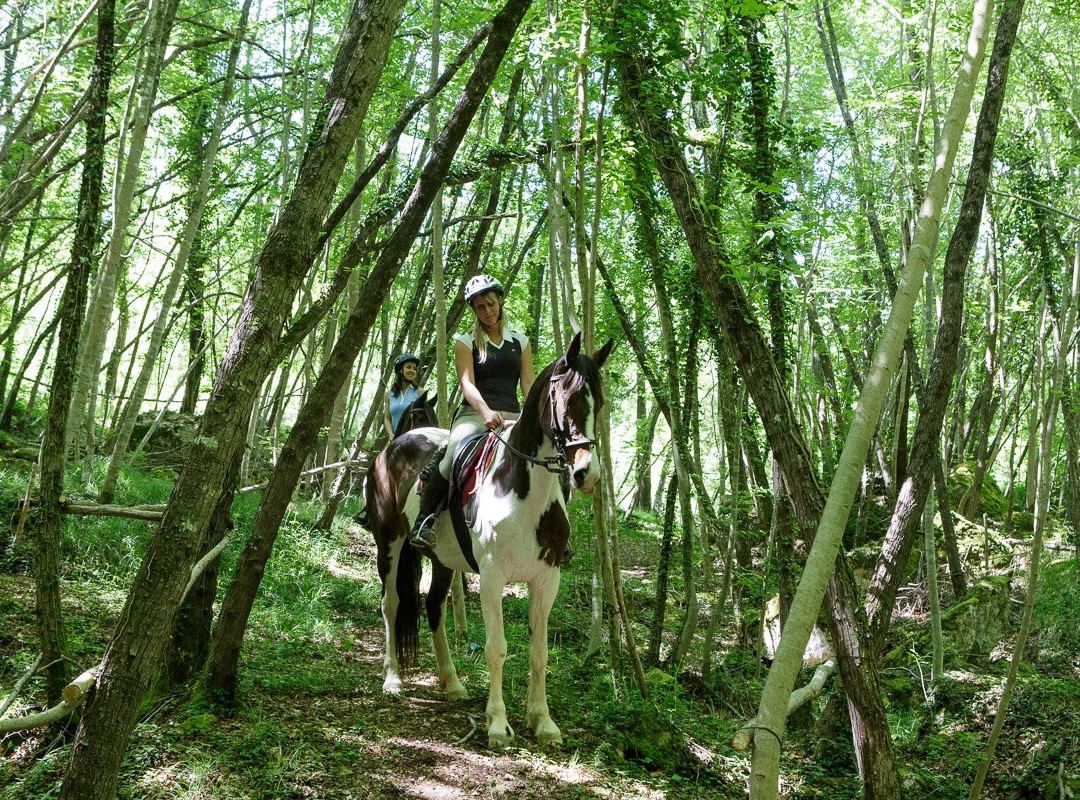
[411,274,534,549]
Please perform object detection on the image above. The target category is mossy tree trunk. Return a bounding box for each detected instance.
[58,0,408,794]
[34,0,117,707]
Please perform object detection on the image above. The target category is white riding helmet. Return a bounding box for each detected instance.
[463,274,504,303]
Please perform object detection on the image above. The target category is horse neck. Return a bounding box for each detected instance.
[507,368,552,459]
[497,369,558,491]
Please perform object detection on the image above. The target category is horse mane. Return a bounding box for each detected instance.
[495,346,604,496]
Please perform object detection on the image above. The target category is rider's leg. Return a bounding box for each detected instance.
[410,412,483,549]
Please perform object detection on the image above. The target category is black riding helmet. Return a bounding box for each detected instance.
[394,352,420,373]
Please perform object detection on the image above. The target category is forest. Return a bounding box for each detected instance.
[1,0,1078,795]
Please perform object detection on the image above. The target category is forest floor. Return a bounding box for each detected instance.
[1,460,1079,799]
[0,502,748,800]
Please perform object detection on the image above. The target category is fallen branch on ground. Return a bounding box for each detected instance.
[0,660,101,734]
[732,659,837,751]
[61,501,166,521]
[238,458,367,494]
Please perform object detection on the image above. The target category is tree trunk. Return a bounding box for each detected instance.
[165,454,241,687]
[648,472,678,665]
[936,457,968,598]
[59,0,408,794]
[34,0,117,707]
[864,0,1021,649]
[201,0,532,702]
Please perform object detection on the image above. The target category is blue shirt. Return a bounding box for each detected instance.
[388,385,420,433]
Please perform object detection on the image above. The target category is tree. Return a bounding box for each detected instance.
[59,0,410,794]
[34,0,117,707]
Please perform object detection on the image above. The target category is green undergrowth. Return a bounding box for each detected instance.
[2,459,1078,799]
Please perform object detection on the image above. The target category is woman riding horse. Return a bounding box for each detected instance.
[384,352,422,438]
[365,317,613,748]
[410,274,535,549]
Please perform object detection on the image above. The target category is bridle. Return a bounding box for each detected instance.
[487,368,596,477]
[546,369,595,455]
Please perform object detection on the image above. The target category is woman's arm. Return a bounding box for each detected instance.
[519,340,535,400]
[383,393,394,437]
[455,339,503,428]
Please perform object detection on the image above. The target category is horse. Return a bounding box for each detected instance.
[364,331,613,747]
[393,389,438,438]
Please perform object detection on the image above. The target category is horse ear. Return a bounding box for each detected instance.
[417,389,428,400]
[592,338,614,369]
[564,330,582,365]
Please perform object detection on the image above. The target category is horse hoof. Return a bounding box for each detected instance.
[488,724,515,748]
[535,720,562,747]
[382,676,404,695]
[444,683,468,701]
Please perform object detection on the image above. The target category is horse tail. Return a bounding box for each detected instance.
[394,538,423,673]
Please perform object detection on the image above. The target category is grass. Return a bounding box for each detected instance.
[2,457,1078,799]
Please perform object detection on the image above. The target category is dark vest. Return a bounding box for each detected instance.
[463,332,523,413]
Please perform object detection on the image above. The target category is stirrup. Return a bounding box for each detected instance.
[411,514,439,549]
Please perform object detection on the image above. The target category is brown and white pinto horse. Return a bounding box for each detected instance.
[364,331,613,747]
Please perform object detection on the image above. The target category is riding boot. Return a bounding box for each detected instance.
[411,448,449,550]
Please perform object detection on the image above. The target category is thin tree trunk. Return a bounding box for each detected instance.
[648,472,678,665]
[34,0,117,707]
[936,457,968,598]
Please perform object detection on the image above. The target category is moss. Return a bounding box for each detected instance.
[1011,510,1035,532]
[880,674,922,708]
[178,712,218,736]
[1032,560,1080,671]
[948,462,1010,521]
[939,576,1011,660]
[933,670,989,714]
[611,706,688,772]
[886,577,1011,669]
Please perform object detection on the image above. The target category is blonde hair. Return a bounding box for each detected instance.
[470,308,505,364]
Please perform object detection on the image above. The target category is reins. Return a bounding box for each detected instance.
[485,368,595,477]
[488,428,568,475]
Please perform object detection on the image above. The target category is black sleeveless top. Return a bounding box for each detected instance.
[455,330,527,413]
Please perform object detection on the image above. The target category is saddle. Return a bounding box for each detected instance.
[449,429,502,527]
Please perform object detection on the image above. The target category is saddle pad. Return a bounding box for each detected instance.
[451,431,500,526]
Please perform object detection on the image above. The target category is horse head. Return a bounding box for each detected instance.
[543,331,614,494]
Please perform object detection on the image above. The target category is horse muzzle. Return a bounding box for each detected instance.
[569,448,600,494]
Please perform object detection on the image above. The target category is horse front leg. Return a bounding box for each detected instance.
[526,568,562,746]
[428,561,467,700]
[479,571,514,747]
[380,538,405,694]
